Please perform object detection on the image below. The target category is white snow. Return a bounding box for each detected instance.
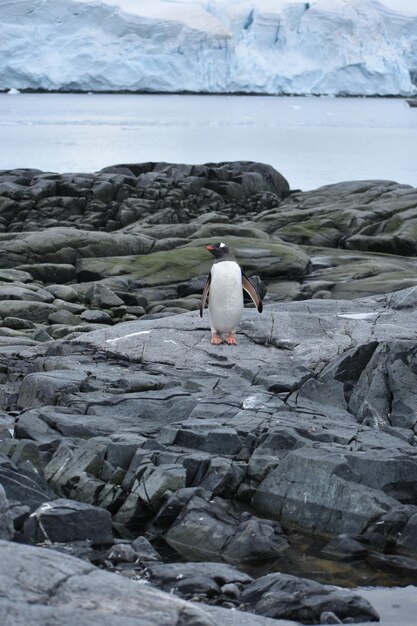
[337,312,380,320]
[106,330,151,342]
[0,0,416,95]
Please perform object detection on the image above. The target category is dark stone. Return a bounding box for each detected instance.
[3,164,417,625]
[253,447,397,535]
[165,493,288,564]
[240,573,379,623]
[106,543,137,563]
[131,536,161,562]
[0,539,262,626]
[146,561,252,599]
[80,309,113,324]
[2,317,35,330]
[367,551,417,574]
[361,505,417,551]
[0,455,56,515]
[0,484,13,540]
[322,535,368,561]
[17,370,87,408]
[23,498,113,544]
[17,263,76,283]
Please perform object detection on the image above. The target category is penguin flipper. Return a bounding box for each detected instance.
[200,274,211,317]
[242,273,263,313]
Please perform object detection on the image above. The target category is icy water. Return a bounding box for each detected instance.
[239,529,417,626]
[0,93,416,190]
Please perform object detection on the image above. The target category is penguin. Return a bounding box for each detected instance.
[200,242,263,345]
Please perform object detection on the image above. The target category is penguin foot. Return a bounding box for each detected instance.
[210,334,222,345]
[225,333,237,345]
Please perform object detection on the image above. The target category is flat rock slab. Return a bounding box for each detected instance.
[0,539,296,626]
[73,291,417,388]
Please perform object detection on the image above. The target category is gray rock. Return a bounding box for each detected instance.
[106,542,137,563]
[322,535,368,561]
[0,484,13,540]
[23,498,113,544]
[146,561,253,599]
[131,536,161,562]
[0,285,54,303]
[0,268,32,283]
[3,165,417,625]
[48,309,81,325]
[1,316,35,330]
[47,284,79,301]
[240,572,379,623]
[0,539,225,626]
[0,300,57,322]
[84,284,125,309]
[252,447,398,535]
[17,263,77,284]
[165,493,288,563]
[17,370,88,408]
[0,455,56,515]
[0,228,155,268]
[80,309,113,324]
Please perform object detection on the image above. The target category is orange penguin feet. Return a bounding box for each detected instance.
[225,333,237,345]
[210,333,222,345]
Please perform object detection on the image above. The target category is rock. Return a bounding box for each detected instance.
[131,536,161,562]
[0,538,300,626]
[0,538,262,626]
[84,284,125,309]
[76,237,309,288]
[1,316,35,330]
[2,164,417,625]
[0,484,13,540]
[165,493,288,564]
[0,454,56,516]
[240,573,379,623]
[31,328,53,342]
[252,447,398,535]
[0,300,56,322]
[146,561,253,600]
[80,309,113,324]
[0,268,32,283]
[17,263,77,284]
[48,310,81,325]
[106,543,137,563]
[0,285,54,303]
[14,411,61,443]
[47,284,79,301]
[23,498,113,544]
[17,370,88,408]
[322,535,368,561]
[367,551,417,575]
[361,505,417,553]
[0,228,155,268]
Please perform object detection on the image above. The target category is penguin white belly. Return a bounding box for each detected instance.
[208,261,244,333]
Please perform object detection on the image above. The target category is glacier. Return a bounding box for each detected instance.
[0,0,416,96]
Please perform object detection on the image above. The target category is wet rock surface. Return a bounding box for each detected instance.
[2,162,417,623]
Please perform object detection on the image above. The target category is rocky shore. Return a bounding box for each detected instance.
[1,161,417,624]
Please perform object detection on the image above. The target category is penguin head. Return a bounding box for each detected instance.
[205,242,231,260]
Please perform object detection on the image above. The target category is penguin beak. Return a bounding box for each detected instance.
[205,245,214,252]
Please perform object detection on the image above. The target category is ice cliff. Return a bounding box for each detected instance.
[1,0,416,95]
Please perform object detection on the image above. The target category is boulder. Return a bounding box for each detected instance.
[23,498,113,544]
[240,573,379,623]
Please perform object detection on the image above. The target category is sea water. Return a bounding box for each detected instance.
[0,93,416,191]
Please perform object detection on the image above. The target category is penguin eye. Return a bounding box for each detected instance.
[219,242,226,248]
